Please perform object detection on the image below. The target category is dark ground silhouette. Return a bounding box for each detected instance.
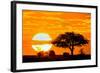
[23,54,91,63]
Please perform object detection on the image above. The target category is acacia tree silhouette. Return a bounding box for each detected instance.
[52,32,88,56]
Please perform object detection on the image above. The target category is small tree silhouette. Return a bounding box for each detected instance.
[52,32,88,56]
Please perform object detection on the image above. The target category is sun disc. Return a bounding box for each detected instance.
[32,33,52,41]
[32,33,52,52]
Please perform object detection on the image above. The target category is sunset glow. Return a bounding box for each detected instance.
[22,10,91,56]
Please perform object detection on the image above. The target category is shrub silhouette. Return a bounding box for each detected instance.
[63,52,69,58]
[49,50,55,57]
[52,32,88,56]
[79,48,85,55]
[37,52,44,58]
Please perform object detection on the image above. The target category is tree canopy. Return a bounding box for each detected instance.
[52,32,88,55]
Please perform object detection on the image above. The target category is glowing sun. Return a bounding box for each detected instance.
[32,33,52,52]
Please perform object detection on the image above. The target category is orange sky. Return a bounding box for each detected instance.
[22,10,91,56]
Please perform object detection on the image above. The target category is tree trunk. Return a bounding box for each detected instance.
[71,49,73,56]
[70,45,74,56]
